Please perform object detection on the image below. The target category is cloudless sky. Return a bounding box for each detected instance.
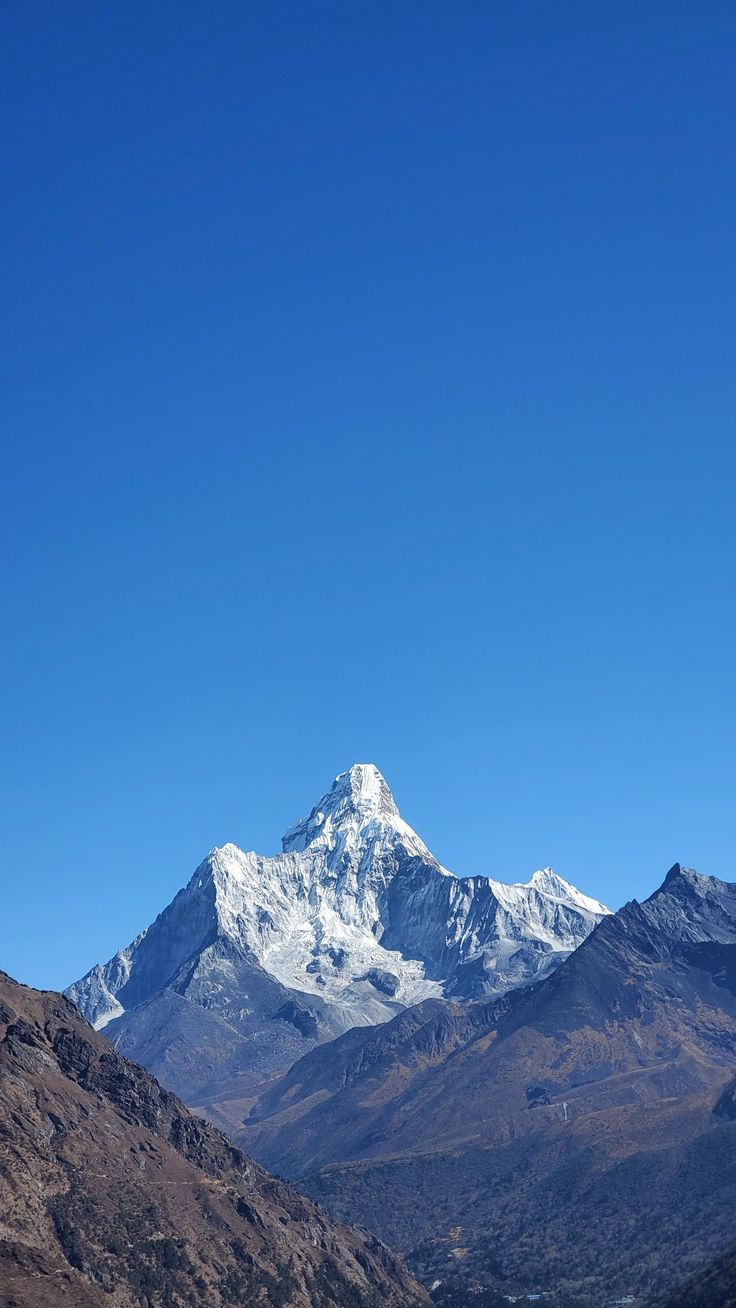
[2,1,735,991]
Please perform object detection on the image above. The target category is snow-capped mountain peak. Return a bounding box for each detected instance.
[526,867,610,915]
[67,764,610,1098]
[293,763,400,831]
[281,762,438,865]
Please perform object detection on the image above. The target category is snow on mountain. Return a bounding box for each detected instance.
[66,764,609,1104]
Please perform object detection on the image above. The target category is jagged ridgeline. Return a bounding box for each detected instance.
[66,764,608,1120]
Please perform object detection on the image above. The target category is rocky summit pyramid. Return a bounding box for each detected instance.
[67,764,608,1119]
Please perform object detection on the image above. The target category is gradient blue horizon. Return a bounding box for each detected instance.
[2,1,735,991]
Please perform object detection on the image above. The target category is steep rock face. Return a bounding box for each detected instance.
[240,865,736,1307]
[67,765,607,1111]
[0,969,427,1308]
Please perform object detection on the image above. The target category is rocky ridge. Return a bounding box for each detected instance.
[0,968,427,1308]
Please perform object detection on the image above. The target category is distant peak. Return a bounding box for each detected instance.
[525,868,610,916]
[662,862,689,882]
[645,863,736,910]
[334,763,398,812]
[529,868,568,892]
[658,863,708,894]
[282,763,401,853]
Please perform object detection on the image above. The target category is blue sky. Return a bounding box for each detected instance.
[2,1,735,990]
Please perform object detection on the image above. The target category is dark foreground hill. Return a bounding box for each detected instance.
[0,970,427,1308]
[241,865,736,1305]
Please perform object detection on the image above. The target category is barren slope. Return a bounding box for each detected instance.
[0,970,427,1308]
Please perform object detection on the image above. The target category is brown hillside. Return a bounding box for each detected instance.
[0,970,427,1308]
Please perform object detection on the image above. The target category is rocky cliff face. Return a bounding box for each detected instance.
[0,969,427,1308]
[67,764,608,1113]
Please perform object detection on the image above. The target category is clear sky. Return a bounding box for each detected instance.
[2,1,735,991]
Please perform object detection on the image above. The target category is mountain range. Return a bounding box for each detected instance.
[0,968,427,1308]
[67,764,608,1124]
[60,764,736,1306]
[238,862,736,1304]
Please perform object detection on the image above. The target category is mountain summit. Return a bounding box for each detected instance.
[67,764,608,1119]
[282,763,419,853]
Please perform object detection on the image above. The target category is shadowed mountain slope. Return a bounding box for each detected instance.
[654,1239,736,1308]
[240,865,736,1306]
[0,970,427,1308]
